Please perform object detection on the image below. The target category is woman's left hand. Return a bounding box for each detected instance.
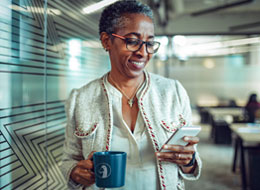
[156,136,199,168]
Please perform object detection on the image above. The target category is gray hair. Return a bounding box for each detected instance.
[99,0,154,35]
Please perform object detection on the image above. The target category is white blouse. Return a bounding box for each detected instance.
[99,75,159,190]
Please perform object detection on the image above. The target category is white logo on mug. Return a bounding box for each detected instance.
[96,163,111,179]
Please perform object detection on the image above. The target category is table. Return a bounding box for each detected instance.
[230,124,260,190]
[207,108,244,144]
[198,107,245,124]
[207,107,244,121]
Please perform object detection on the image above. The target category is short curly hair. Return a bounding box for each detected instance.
[99,0,153,36]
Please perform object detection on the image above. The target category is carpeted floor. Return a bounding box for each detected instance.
[185,124,242,190]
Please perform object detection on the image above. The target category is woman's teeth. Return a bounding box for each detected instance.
[132,61,144,66]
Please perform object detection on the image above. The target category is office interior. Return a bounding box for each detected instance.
[0,0,260,189]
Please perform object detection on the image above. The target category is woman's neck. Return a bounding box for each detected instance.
[108,72,144,90]
[108,72,145,102]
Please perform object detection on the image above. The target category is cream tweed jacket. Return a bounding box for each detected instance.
[60,71,202,190]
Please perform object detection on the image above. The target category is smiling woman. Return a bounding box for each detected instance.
[60,1,202,190]
[101,13,155,81]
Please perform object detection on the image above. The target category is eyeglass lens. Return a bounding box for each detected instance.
[126,39,160,54]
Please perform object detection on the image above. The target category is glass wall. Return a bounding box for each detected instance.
[0,0,109,189]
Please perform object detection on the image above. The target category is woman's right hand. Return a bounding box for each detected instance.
[70,151,96,187]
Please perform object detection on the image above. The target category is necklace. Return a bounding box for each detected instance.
[109,74,143,108]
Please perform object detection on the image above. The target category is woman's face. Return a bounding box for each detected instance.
[108,13,154,80]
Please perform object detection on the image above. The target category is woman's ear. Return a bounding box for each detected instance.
[100,32,110,51]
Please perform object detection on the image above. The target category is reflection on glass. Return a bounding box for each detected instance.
[68,39,82,71]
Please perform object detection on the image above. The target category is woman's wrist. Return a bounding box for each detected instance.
[183,153,196,167]
[180,153,196,174]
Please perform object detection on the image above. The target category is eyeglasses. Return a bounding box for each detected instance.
[111,33,160,54]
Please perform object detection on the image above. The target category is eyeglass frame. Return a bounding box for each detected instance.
[111,33,160,54]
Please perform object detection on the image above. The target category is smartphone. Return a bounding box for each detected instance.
[159,125,201,152]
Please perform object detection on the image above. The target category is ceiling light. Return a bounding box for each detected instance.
[82,0,118,14]
[203,58,215,69]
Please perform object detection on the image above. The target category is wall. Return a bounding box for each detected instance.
[147,51,260,107]
[0,0,109,189]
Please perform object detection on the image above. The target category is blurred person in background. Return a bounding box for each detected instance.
[245,93,260,123]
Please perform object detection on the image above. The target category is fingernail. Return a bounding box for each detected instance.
[164,145,168,149]
[157,153,161,157]
[184,137,189,141]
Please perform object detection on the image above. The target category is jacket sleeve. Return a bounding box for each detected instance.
[59,89,84,189]
[175,80,202,181]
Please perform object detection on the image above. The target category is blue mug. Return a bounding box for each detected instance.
[93,151,127,188]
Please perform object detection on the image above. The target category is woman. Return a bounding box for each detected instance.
[60,1,201,189]
[245,93,260,123]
